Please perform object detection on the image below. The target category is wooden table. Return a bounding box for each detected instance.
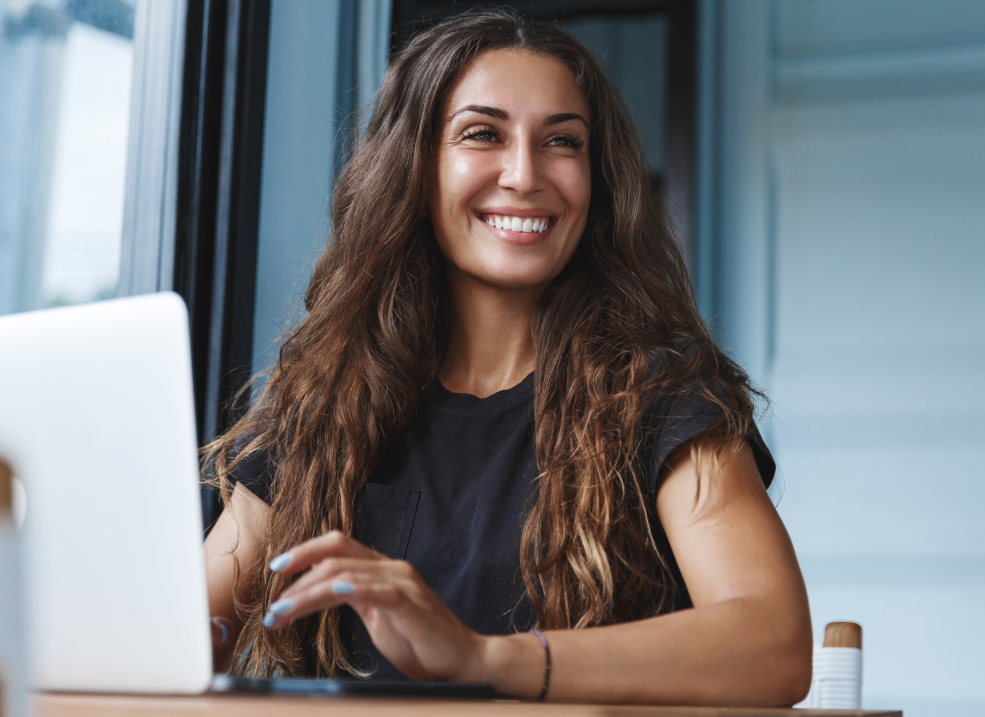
[36,693,903,717]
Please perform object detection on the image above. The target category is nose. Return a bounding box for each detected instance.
[499,138,544,196]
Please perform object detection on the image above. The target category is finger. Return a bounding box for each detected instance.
[280,558,420,600]
[280,557,389,598]
[211,617,232,647]
[263,576,405,629]
[268,530,380,575]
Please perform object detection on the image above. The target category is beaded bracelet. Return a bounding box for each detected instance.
[529,628,551,702]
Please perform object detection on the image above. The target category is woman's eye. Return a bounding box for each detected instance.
[548,134,585,149]
[461,128,498,142]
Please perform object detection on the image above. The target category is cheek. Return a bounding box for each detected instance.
[431,154,489,265]
[552,162,592,234]
[566,163,593,212]
[436,152,497,213]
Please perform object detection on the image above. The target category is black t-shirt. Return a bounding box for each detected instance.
[232,372,774,680]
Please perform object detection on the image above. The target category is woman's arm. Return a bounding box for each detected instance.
[203,482,271,673]
[262,440,812,705]
[481,440,813,704]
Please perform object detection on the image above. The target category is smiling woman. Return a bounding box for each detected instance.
[202,9,812,706]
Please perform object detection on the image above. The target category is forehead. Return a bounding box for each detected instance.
[443,48,590,122]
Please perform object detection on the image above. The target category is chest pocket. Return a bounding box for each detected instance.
[353,483,421,560]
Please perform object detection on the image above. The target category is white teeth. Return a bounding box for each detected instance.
[483,215,551,233]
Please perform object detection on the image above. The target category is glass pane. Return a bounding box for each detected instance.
[252,0,342,377]
[0,0,135,315]
[252,0,390,378]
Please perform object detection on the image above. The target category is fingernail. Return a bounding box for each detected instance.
[331,580,355,595]
[262,612,277,628]
[269,598,294,615]
[220,623,229,643]
[269,553,292,572]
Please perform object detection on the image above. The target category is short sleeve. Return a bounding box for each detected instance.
[646,389,776,493]
[228,438,277,504]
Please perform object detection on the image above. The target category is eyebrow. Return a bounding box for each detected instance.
[545,112,590,129]
[446,105,590,130]
[447,105,508,122]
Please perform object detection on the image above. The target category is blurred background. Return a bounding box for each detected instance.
[0,0,982,714]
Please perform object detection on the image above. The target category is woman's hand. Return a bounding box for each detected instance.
[262,531,490,684]
[210,617,234,670]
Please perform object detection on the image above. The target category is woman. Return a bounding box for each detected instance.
[204,10,812,705]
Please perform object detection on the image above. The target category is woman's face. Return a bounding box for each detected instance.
[430,49,592,291]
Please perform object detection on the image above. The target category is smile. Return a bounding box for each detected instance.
[479,214,552,234]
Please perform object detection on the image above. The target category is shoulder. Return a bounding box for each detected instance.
[641,336,775,492]
[225,435,277,505]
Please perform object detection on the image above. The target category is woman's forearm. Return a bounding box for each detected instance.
[478,595,812,705]
[205,484,271,673]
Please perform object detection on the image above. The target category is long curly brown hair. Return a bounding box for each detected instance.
[206,9,759,678]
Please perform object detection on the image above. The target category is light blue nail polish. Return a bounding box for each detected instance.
[269,553,292,572]
[262,612,277,628]
[269,598,294,615]
[331,580,355,595]
[220,623,228,643]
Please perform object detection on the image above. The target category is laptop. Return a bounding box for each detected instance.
[0,293,494,699]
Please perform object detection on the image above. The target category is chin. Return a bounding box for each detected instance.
[479,264,562,290]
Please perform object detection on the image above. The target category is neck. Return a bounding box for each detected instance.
[439,268,541,398]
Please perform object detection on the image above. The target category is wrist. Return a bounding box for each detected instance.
[475,633,545,700]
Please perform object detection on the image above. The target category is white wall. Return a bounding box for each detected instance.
[703,2,985,714]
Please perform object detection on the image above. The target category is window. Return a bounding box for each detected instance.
[0,0,136,316]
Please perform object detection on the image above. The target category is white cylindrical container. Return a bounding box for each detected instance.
[794,627,864,710]
[814,646,863,709]
[796,643,864,709]
[0,455,27,717]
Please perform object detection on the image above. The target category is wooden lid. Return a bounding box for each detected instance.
[0,456,12,518]
[824,621,862,650]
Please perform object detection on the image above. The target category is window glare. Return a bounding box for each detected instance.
[44,23,132,307]
[0,1,134,315]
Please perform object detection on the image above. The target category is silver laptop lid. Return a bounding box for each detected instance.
[0,292,212,694]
